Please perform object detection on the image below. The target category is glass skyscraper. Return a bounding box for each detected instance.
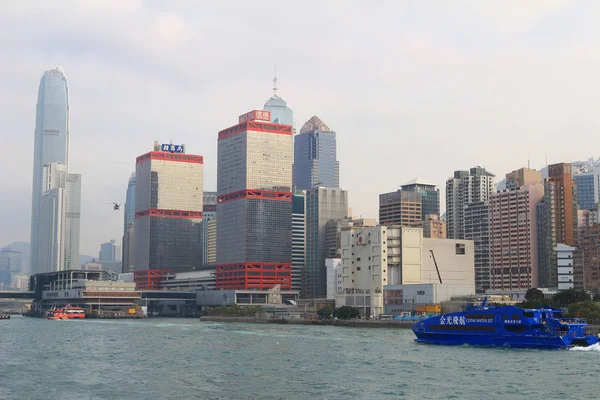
[134,150,204,272]
[216,110,293,290]
[263,76,294,126]
[122,173,136,272]
[30,68,81,275]
[293,116,339,191]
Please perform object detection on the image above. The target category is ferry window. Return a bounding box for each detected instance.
[504,325,525,332]
[512,314,520,320]
[524,312,534,318]
[503,315,508,320]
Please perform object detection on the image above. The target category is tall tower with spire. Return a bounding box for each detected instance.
[263,66,294,127]
[30,68,81,274]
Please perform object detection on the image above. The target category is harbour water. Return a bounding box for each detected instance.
[1,316,600,399]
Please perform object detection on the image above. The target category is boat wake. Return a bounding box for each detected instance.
[570,343,600,352]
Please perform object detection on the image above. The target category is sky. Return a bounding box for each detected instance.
[1,0,600,256]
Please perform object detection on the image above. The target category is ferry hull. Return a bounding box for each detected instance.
[413,331,577,349]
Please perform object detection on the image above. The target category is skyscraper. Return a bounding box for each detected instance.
[263,75,293,126]
[216,110,293,290]
[573,172,596,211]
[200,191,217,268]
[99,239,121,262]
[123,173,136,231]
[134,144,204,272]
[489,184,544,290]
[30,68,73,275]
[379,190,422,227]
[122,173,136,272]
[304,187,348,298]
[36,164,81,274]
[291,192,306,292]
[463,201,490,293]
[293,116,339,190]
[400,177,440,220]
[538,163,578,288]
[446,167,496,239]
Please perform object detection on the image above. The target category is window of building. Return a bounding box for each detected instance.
[455,243,466,255]
[357,267,361,271]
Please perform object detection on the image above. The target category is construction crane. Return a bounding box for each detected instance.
[428,249,443,284]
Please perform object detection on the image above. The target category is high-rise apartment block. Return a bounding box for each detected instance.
[379,190,422,227]
[489,184,544,290]
[538,163,578,288]
[134,144,204,272]
[464,201,490,293]
[400,178,440,220]
[576,224,600,291]
[505,167,542,190]
[446,167,496,240]
[216,110,293,290]
[304,187,348,298]
[291,192,306,292]
[30,68,81,275]
[293,116,339,191]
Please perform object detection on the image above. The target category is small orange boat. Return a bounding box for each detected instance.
[47,309,69,320]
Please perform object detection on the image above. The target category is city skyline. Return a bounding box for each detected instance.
[3,1,600,255]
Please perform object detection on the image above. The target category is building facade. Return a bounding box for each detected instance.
[134,146,204,272]
[325,258,342,300]
[556,243,576,290]
[400,177,440,220]
[446,167,496,240]
[216,110,293,290]
[573,172,596,211]
[423,214,446,239]
[505,167,542,190]
[122,173,136,272]
[463,201,490,293]
[293,116,339,191]
[291,192,306,292]
[576,224,600,292]
[538,163,578,288]
[36,162,81,274]
[337,225,475,317]
[379,190,422,227]
[200,191,217,268]
[99,239,121,262]
[304,187,349,298]
[489,185,544,291]
[30,68,71,275]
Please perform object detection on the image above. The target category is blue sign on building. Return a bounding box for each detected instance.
[161,144,185,153]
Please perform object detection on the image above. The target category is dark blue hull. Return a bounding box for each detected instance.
[414,331,570,349]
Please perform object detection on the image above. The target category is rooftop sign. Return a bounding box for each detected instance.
[239,110,271,124]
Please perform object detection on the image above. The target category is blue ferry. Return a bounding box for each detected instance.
[412,299,599,349]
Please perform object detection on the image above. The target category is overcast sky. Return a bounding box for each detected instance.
[1,0,599,256]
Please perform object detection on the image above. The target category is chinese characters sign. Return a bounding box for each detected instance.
[161,144,185,153]
[239,110,271,124]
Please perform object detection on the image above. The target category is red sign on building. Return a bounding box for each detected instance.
[238,110,271,124]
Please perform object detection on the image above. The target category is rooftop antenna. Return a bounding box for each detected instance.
[272,64,278,96]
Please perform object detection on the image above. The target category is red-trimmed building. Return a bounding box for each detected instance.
[133,144,204,273]
[216,110,293,290]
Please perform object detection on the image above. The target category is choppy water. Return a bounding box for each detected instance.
[1,316,600,399]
